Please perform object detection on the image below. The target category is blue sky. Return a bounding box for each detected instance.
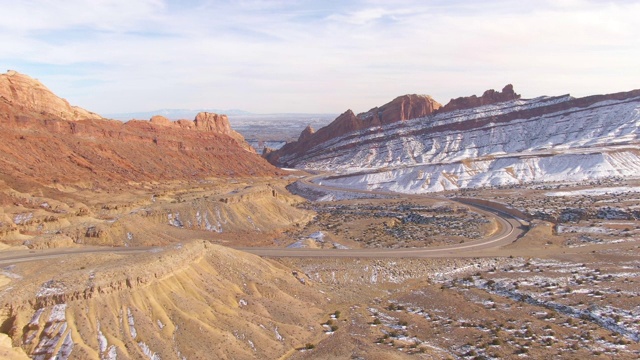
[1,0,638,114]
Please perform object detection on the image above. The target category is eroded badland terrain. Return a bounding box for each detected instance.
[0,71,639,359]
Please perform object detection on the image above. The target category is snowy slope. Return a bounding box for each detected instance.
[286,93,640,193]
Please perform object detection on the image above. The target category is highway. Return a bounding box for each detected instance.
[241,175,526,258]
[0,246,154,265]
[0,175,527,264]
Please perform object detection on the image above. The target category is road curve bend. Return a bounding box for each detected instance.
[0,175,527,264]
[241,175,527,258]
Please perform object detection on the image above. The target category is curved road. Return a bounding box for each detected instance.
[241,174,526,258]
[0,175,527,264]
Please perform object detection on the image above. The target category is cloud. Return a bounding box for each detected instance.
[0,0,166,32]
[1,0,638,114]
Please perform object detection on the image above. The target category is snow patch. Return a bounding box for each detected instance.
[309,231,325,241]
[29,308,45,327]
[547,186,640,197]
[127,308,137,339]
[138,341,161,360]
[13,212,33,225]
[48,304,67,322]
[97,322,108,353]
[56,332,74,360]
[105,346,117,360]
[37,280,65,298]
[167,213,183,228]
[274,326,284,341]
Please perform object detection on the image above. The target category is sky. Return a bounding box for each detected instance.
[0,0,638,115]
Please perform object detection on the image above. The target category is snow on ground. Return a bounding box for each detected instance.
[31,304,70,360]
[127,308,137,339]
[48,304,67,322]
[317,189,389,202]
[309,231,325,241]
[286,94,640,193]
[546,186,640,197]
[97,322,108,353]
[274,326,284,341]
[13,212,33,225]
[105,346,117,360]
[56,332,74,360]
[167,213,184,228]
[138,341,160,360]
[1,266,21,280]
[286,240,307,249]
[196,210,222,233]
[287,231,329,248]
[321,151,640,194]
[556,225,610,234]
[29,308,44,327]
[248,339,256,352]
[443,258,640,343]
[286,179,393,202]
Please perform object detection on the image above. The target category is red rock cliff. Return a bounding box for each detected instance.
[0,71,278,190]
[358,94,441,125]
[439,84,520,113]
[0,70,102,122]
[145,112,253,152]
[266,94,441,165]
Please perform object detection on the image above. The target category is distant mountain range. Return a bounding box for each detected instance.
[105,108,253,121]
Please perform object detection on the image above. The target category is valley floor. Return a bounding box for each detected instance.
[0,175,639,359]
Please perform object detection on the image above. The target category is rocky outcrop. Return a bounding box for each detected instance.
[2,241,327,359]
[439,84,520,113]
[149,115,172,126]
[266,94,441,166]
[0,70,101,122]
[298,125,315,142]
[146,112,254,152]
[358,94,442,125]
[194,112,231,133]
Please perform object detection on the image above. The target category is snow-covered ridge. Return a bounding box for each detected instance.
[282,95,572,164]
[285,91,640,193]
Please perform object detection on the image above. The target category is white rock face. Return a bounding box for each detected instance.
[287,93,640,193]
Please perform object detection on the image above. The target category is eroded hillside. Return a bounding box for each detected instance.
[0,242,329,359]
[0,70,310,249]
[1,179,313,249]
